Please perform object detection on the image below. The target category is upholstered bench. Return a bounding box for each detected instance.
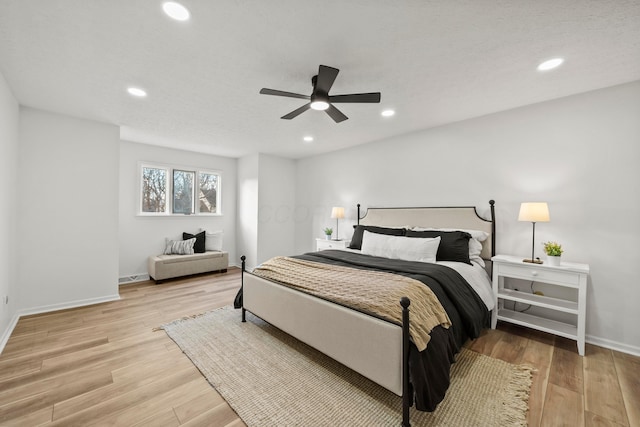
[148,250,229,283]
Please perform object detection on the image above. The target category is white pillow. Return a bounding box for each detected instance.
[205,230,223,251]
[361,231,440,263]
[467,238,486,267]
[411,227,489,267]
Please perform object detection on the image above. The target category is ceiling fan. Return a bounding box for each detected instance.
[259,65,381,123]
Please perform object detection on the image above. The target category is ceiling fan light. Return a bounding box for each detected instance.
[310,100,330,111]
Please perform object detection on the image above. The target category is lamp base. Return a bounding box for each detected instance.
[523,258,543,264]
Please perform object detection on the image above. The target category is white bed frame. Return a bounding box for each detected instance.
[241,201,495,426]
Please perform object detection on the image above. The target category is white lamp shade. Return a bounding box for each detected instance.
[330,207,345,219]
[518,202,550,222]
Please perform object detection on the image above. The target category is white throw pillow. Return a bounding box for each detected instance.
[361,231,440,263]
[205,230,223,251]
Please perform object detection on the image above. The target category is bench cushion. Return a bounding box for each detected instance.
[148,250,229,282]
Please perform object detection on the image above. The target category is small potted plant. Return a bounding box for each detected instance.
[323,227,333,240]
[543,241,563,266]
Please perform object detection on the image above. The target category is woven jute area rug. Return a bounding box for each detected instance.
[161,306,532,427]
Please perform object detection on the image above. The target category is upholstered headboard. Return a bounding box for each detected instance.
[357,200,496,260]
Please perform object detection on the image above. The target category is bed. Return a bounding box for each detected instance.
[235,201,496,426]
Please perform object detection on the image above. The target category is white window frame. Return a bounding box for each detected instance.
[138,162,222,216]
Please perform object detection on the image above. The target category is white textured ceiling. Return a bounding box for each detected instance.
[1,1,639,159]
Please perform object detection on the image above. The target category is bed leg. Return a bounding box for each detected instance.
[401,296,411,427]
[241,255,246,323]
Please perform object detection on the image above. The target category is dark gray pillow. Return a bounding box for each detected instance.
[405,230,472,264]
[183,231,206,253]
[349,225,406,250]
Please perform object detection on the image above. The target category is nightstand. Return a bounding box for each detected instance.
[491,254,589,355]
[316,238,349,251]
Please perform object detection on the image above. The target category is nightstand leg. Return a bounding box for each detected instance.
[577,337,585,356]
[491,275,502,329]
[577,275,587,356]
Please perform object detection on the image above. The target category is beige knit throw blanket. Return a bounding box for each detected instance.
[252,256,451,351]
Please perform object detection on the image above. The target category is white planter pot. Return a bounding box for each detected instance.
[546,255,561,266]
[325,234,332,240]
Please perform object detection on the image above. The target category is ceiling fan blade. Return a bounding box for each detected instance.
[325,104,348,123]
[260,88,310,100]
[329,92,381,103]
[315,65,339,94]
[281,103,311,120]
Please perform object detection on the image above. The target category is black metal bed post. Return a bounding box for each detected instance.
[400,297,411,427]
[489,200,496,257]
[357,203,361,225]
[241,256,246,322]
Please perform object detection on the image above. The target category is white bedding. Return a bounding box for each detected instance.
[437,261,494,310]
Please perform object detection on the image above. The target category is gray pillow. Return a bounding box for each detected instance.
[164,237,196,255]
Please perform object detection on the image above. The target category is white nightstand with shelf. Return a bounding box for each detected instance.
[491,254,589,355]
[316,238,349,251]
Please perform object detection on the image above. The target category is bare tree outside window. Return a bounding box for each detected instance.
[142,167,167,212]
[140,164,221,215]
[173,170,195,214]
[199,172,218,213]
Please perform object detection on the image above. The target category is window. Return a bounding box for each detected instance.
[139,163,221,215]
[172,169,194,214]
[198,172,219,213]
[141,166,168,213]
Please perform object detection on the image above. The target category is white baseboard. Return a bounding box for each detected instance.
[17,294,121,318]
[0,313,20,355]
[586,334,640,357]
[118,273,150,285]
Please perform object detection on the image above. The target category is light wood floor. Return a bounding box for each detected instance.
[0,269,638,426]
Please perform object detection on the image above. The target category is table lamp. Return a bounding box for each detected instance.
[518,202,550,264]
[330,207,345,241]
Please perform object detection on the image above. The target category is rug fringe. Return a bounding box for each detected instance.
[152,310,216,332]
[499,365,534,426]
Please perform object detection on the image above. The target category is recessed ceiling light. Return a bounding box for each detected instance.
[537,58,564,71]
[127,87,147,97]
[303,136,314,142]
[162,2,190,21]
[381,109,395,117]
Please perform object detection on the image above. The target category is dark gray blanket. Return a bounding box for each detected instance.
[235,250,489,411]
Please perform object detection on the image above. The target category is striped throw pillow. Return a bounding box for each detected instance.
[164,237,196,255]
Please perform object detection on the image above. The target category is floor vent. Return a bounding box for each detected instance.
[118,274,150,285]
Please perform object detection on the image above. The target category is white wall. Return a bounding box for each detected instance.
[295,81,640,354]
[0,71,19,347]
[237,154,296,270]
[257,154,296,262]
[18,108,120,312]
[237,154,259,270]
[119,140,238,278]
